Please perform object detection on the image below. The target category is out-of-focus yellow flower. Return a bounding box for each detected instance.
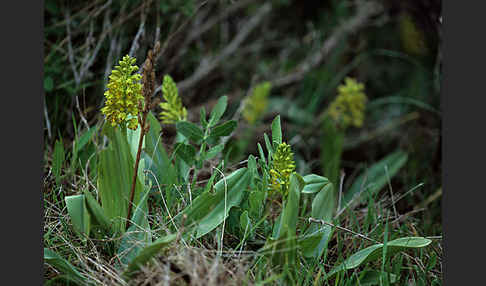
[327,77,367,129]
[242,82,271,125]
[101,55,143,130]
[159,75,187,124]
[399,12,428,56]
[269,142,296,196]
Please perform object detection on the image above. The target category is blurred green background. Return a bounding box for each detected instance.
[44,0,441,234]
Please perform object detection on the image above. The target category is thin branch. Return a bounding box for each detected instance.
[64,9,80,85]
[128,1,149,57]
[78,9,111,82]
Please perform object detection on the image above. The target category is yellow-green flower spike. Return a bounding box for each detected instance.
[269,142,296,196]
[159,75,187,124]
[101,55,143,130]
[327,77,367,129]
[242,82,271,125]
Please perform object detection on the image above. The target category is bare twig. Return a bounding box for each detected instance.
[75,94,90,130]
[128,1,149,57]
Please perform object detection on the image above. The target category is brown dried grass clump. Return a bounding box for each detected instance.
[129,246,251,286]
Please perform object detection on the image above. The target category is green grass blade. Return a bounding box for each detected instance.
[53,139,65,186]
[44,248,86,285]
[123,233,178,277]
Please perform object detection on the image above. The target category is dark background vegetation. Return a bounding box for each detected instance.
[43,0,442,278]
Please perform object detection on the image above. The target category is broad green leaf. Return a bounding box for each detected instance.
[53,139,65,186]
[144,112,177,195]
[98,124,145,234]
[65,195,91,238]
[327,237,431,278]
[271,115,282,147]
[44,248,86,285]
[301,174,331,194]
[299,175,335,258]
[83,190,110,232]
[174,143,196,166]
[126,124,144,161]
[205,143,224,160]
[209,96,228,126]
[124,233,177,277]
[341,150,408,209]
[176,121,204,144]
[209,120,237,139]
[179,168,251,238]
